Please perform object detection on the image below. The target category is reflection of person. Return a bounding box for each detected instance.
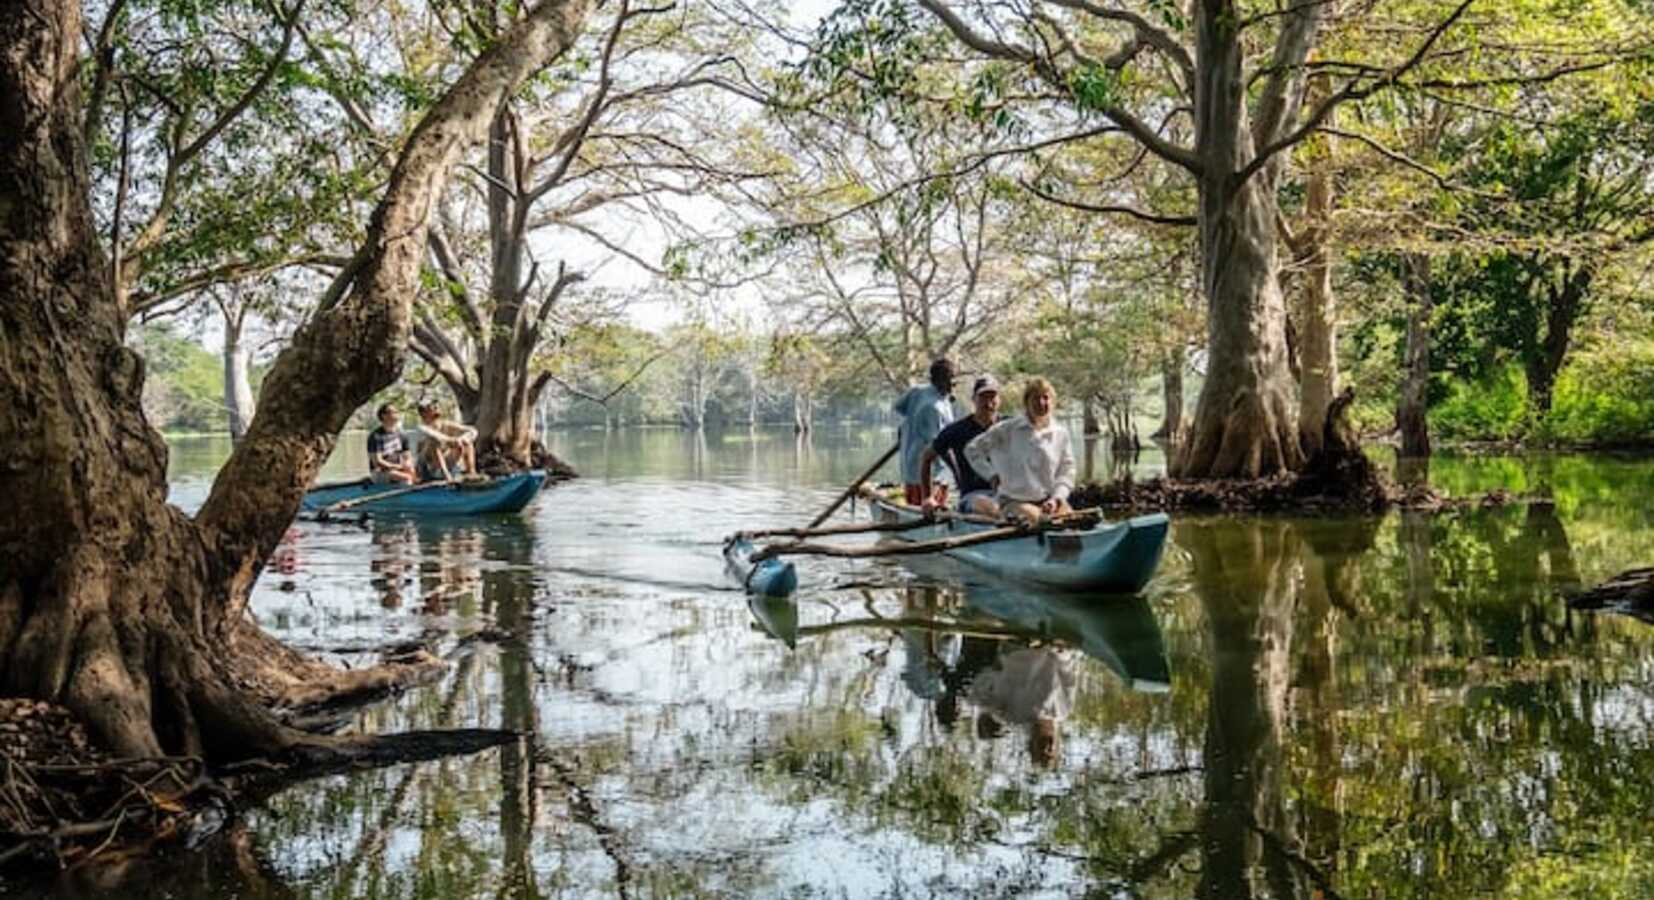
[965,377,1075,523]
[416,401,478,482]
[969,647,1075,768]
[920,375,1002,517]
[898,587,961,703]
[369,522,416,609]
[367,404,417,484]
[420,528,482,615]
[893,358,957,506]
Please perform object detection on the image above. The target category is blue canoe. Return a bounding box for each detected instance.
[864,492,1169,593]
[724,537,799,598]
[301,471,547,516]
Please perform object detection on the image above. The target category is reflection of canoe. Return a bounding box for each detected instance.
[960,584,1171,691]
[747,593,800,648]
[301,471,547,516]
[723,537,799,598]
[865,493,1169,592]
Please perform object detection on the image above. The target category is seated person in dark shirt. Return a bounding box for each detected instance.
[366,403,417,485]
[919,374,1002,516]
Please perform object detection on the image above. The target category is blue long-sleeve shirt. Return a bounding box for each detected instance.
[893,384,954,484]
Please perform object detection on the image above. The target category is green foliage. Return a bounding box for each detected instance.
[1415,347,1654,445]
[135,324,226,433]
[1543,343,1654,443]
[1428,365,1530,442]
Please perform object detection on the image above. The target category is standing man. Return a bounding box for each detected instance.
[919,374,1002,516]
[893,358,957,506]
[965,377,1075,523]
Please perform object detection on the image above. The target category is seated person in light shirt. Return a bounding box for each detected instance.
[964,377,1075,523]
[415,400,478,482]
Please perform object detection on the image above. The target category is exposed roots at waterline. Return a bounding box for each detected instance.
[0,632,512,872]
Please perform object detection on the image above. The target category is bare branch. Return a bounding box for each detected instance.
[1019,178,1196,226]
[915,0,1202,174]
[1236,0,1476,190]
[1044,0,1194,81]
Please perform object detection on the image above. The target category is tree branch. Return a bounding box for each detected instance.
[1235,0,1476,190]
[1019,179,1195,226]
[915,0,1202,175]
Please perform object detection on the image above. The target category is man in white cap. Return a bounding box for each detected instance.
[919,373,1003,516]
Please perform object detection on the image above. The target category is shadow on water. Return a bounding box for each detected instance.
[16,433,1654,898]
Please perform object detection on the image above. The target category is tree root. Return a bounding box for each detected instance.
[0,696,515,872]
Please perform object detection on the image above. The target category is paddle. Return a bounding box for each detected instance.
[806,440,900,530]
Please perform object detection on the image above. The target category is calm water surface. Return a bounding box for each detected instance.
[25,428,1654,898]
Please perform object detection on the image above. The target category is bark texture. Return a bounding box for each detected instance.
[0,0,591,763]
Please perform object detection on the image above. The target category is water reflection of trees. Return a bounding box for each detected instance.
[751,506,1654,896]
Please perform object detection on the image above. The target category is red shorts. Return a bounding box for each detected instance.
[904,484,949,506]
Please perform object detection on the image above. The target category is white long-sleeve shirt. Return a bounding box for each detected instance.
[964,414,1075,503]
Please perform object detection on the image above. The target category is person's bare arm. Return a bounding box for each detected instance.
[919,446,940,510]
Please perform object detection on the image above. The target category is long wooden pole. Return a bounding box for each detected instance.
[806,441,899,529]
[751,511,1099,563]
[318,480,452,515]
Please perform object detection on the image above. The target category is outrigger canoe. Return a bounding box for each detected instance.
[863,491,1169,593]
[301,471,547,516]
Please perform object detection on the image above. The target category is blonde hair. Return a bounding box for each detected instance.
[1022,377,1056,411]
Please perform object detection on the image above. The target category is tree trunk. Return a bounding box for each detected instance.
[0,0,592,763]
[1175,171,1302,479]
[1082,396,1100,437]
[1171,0,1313,481]
[1526,265,1590,417]
[1296,169,1337,457]
[1154,348,1186,442]
[223,306,256,442]
[1397,254,1432,459]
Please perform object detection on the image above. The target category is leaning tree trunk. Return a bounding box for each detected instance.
[223,305,256,441]
[1397,254,1432,458]
[0,0,592,762]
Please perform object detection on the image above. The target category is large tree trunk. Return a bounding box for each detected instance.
[223,305,256,441]
[1175,171,1303,479]
[1397,254,1432,458]
[0,0,591,763]
[1173,0,1311,480]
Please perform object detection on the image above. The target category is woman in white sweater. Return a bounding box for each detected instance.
[964,377,1075,523]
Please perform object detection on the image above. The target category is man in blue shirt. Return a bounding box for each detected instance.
[920,374,1002,515]
[893,358,956,505]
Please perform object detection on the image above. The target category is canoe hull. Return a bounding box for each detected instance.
[724,537,799,598]
[868,496,1167,593]
[301,471,547,516]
